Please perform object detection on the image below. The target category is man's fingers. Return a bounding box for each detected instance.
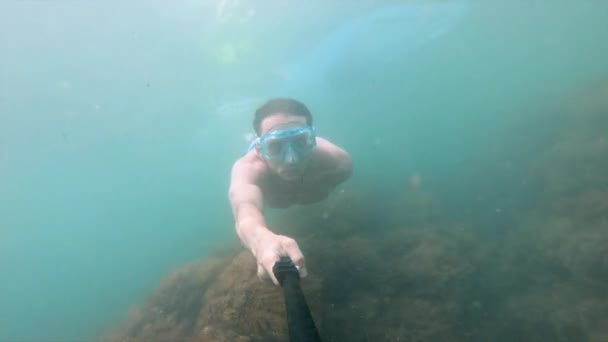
[298,265,308,278]
[264,262,280,286]
[257,262,280,285]
[255,236,308,285]
[257,264,267,281]
[283,241,307,278]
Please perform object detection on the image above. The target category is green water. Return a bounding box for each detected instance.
[1,0,607,340]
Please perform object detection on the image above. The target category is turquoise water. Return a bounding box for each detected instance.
[1,0,607,340]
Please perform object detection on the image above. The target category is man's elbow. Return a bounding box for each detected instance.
[228,186,238,203]
[341,153,353,181]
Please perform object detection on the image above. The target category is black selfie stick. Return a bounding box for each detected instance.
[273,256,322,342]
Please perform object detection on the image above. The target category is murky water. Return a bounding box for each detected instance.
[1,0,607,340]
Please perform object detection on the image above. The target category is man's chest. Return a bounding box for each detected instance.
[260,177,324,208]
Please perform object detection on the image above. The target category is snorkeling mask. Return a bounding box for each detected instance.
[257,125,317,163]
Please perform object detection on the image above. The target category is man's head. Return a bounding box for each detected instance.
[253,98,316,180]
[253,98,313,136]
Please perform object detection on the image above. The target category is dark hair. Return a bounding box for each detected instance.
[253,98,313,135]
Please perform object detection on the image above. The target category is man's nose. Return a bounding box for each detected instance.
[283,145,300,164]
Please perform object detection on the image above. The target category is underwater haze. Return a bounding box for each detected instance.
[1,0,608,340]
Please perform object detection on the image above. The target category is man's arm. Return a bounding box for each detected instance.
[228,158,307,284]
[228,159,271,251]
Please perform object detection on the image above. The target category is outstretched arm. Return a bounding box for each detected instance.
[228,162,268,250]
[228,158,307,285]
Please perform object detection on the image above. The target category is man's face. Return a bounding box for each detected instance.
[258,113,314,181]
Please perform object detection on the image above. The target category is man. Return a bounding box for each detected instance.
[228,98,352,285]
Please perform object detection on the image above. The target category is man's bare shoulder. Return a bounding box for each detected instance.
[314,137,351,166]
[230,150,268,183]
[311,137,352,181]
[317,137,346,155]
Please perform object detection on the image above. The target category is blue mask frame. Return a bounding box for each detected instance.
[257,126,317,162]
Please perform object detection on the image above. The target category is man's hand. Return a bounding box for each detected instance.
[252,232,307,285]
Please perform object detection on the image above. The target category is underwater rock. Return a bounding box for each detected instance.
[106,257,229,341]
[386,190,444,228]
[526,136,608,204]
[106,246,323,342]
[107,183,608,341]
[107,251,288,341]
[572,190,608,222]
[521,79,608,209]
